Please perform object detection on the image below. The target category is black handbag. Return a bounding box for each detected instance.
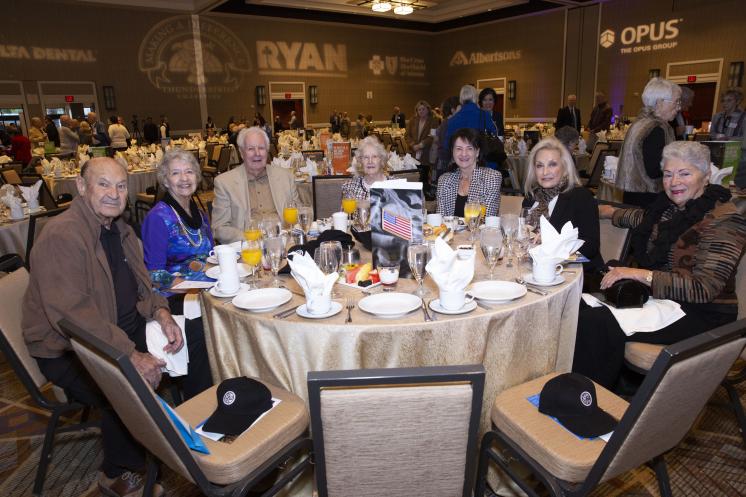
[603,279,650,309]
[479,111,506,164]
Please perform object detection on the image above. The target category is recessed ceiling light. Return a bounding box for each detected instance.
[393,3,413,15]
[372,1,392,12]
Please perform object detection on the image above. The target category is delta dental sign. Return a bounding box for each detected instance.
[0,45,96,62]
[600,18,682,54]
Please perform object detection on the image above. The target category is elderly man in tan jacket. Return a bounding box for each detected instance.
[212,126,298,243]
[22,157,191,497]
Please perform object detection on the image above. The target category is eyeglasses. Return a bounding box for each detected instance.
[663,98,682,107]
[360,155,380,163]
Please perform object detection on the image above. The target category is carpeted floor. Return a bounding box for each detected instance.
[0,351,744,496]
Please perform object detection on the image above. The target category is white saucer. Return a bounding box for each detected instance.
[429,299,477,315]
[205,263,251,279]
[296,301,343,319]
[208,282,249,298]
[522,273,565,287]
[206,253,239,265]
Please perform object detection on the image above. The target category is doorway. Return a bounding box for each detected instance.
[680,82,718,128]
[271,99,304,130]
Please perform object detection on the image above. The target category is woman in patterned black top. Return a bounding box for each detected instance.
[573,141,746,389]
[436,127,502,217]
[341,136,389,201]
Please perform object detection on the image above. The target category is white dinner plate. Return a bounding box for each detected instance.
[206,253,239,265]
[205,263,251,279]
[522,273,566,287]
[357,292,421,318]
[209,283,249,298]
[468,280,527,303]
[429,299,477,315]
[296,301,343,319]
[232,288,292,312]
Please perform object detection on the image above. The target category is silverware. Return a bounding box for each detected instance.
[421,300,433,322]
[273,304,301,318]
[426,300,438,320]
[280,285,305,297]
[514,277,548,296]
[345,297,354,323]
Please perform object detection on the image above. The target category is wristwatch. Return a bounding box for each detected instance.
[645,270,653,285]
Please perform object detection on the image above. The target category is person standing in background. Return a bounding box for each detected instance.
[45,116,60,147]
[556,94,582,133]
[710,89,744,140]
[391,106,406,129]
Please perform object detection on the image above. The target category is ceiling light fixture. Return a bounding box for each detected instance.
[393,3,413,15]
[372,1,392,12]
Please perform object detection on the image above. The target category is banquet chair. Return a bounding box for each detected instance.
[596,200,633,263]
[0,252,24,273]
[0,267,94,496]
[390,168,420,183]
[25,206,68,271]
[475,318,746,497]
[1,168,22,185]
[1,161,23,176]
[623,253,746,445]
[582,142,610,190]
[61,318,312,497]
[307,365,485,497]
[135,182,162,223]
[395,136,408,155]
[499,194,525,217]
[312,174,351,219]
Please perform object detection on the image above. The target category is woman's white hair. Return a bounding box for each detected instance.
[641,77,681,108]
[157,148,202,188]
[353,136,388,176]
[459,85,479,105]
[237,126,269,149]
[524,137,581,194]
[661,141,711,174]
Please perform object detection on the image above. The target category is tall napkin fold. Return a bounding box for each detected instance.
[425,237,475,291]
[0,184,23,219]
[581,293,686,336]
[300,158,318,176]
[146,315,189,376]
[517,139,528,156]
[402,153,420,168]
[18,180,42,210]
[287,250,337,301]
[578,136,587,154]
[710,164,733,186]
[0,155,12,164]
[529,216,585,263]
[388,151,403,171]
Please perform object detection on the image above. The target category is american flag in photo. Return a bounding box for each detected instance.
[382,209,412,240]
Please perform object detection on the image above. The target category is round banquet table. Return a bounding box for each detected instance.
[200,232,583,438]
[0,211,51,256]
[44,168,157,206]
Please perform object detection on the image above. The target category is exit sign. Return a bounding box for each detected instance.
[687,75,697,83]
[64,95,74,102]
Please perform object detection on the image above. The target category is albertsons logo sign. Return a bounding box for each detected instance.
[600,18,681,54]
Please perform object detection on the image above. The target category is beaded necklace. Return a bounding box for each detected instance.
[169,204,203,247]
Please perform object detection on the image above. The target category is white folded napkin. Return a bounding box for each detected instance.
[425,237,475,292]
[300,158,318,176]
[155,148,164,162]
[0,184,23,219]
[41,158,51,175]
[50,157,63,177]
[402,153,420,168]
[710,164,733,186]
[183,293,202,320]
[287,250,337,303]
[518,139,528,156]
[146,314,190,377]
[578,137,587,154]
[529,216,585,263]
[19,180,42,210]
[0,155,11,164]
[603,156,618,181]
[582,293,686,336]
[346,156,358,173]
[387,151,403,171]
[596,130,608,143]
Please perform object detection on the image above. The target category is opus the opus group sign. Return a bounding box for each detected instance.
[600,18,682,54]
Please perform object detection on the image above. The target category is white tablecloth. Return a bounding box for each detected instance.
[44,169,157,206]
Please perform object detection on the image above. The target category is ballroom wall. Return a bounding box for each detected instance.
[2,0,745,133]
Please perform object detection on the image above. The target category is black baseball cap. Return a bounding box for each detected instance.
[203,377,273,436]
[538,373,617,438]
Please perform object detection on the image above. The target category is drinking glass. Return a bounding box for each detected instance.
[501,214,519,268]
[297,206,314,235]
[341,194,357,221]
[464,202,482,244]
[243,219,262,242]
[283,200,298,229]
[314,244,340,298]
[320,240,343,297]
[479,226,503,280]
[377,262,400,292]
[355,198,371,231]
[241,239,262,289]
[264,236,287,287]
[259,216,283,238]
[407,242,430,297]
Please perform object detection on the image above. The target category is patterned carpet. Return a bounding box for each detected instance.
[0,352,744,496]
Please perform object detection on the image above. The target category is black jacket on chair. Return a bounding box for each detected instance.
[522,187,603,272]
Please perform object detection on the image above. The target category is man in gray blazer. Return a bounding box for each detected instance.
[212,126,299,243]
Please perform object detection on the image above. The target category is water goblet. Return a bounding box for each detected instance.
[479,226,503,280]
[241,239,262,290]
[464,202,482,244]
[264,235,287,288]
[407,242,430,297]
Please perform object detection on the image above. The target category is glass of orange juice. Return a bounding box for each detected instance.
[464,202,482,243]
[341,194,357,221]
[241,239,263,289]
[283,201,298,229]
[243,219,262,242]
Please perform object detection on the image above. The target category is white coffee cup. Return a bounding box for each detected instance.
[532,260,564,284]
[484,216,500,228]
[439,289,475,311]
[426,213,443,226]
[306,289,332,314]
[332,211,348,232]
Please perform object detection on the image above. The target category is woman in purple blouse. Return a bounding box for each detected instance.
[141,148,214,399]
